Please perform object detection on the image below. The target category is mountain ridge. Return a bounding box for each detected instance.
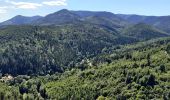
[1,9,170,25]
[117,14,170,32]
[1,9,170,33]
[0,15,42,25]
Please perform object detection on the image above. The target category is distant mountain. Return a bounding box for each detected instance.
[0,15,42,25]
[34,9,82,25]
[117,14,170,33]
[73,11,128,28]
[1,9,170,33]
[72,11,99,18]
[73,10,123,21]
[121,23,169,40]
[0,9,128,29]
[33,9,128,29]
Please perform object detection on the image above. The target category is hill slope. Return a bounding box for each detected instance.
[117,14,170,33]
[73,11,128,28]
[44,37,170,99]
[121,23,169,40]
[0,22,168,75]
[0,24,138,75]
[0,15,42,25]
[34,9,82,25]
[1,37,170,99]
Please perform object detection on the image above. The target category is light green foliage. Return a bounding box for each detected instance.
[0,24,169,99]
[0,82,21,100]
[0,37,170,99]
[43,38,170,99]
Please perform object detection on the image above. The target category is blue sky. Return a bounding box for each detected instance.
[0,0,170,22]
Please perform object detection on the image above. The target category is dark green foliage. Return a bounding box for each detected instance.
[0,22,155,75]
[159,65,166,72]
[0,36,170,100]
[147,74,156,86]
[121,23,168,41]
[166,44,170,54]
[0,82,21,100]
[42,38,170,99]
[117,14,170,33]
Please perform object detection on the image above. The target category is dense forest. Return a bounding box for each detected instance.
[0,23,167,76]
[0,37,170,99]
[0,9,169,100]
[0,24,138,75]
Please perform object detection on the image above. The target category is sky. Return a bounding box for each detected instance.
[0,0,170,22]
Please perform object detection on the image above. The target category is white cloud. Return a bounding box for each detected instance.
[4,0,67,10]
[13,2,42,9]
[0,6,8,14]
[6,0,43,9]
[42,0,67,6]
[0,9,6,14]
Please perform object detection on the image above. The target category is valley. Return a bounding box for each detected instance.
[0,9,169,100]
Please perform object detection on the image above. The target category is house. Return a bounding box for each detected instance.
[0,74,14,82]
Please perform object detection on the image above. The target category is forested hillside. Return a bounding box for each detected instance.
[0,9,169,100]
[0,22,167,76]
[117,14,170,33]
[0,37,170,99]
[0,24,135,75]
[44,37,170,100]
